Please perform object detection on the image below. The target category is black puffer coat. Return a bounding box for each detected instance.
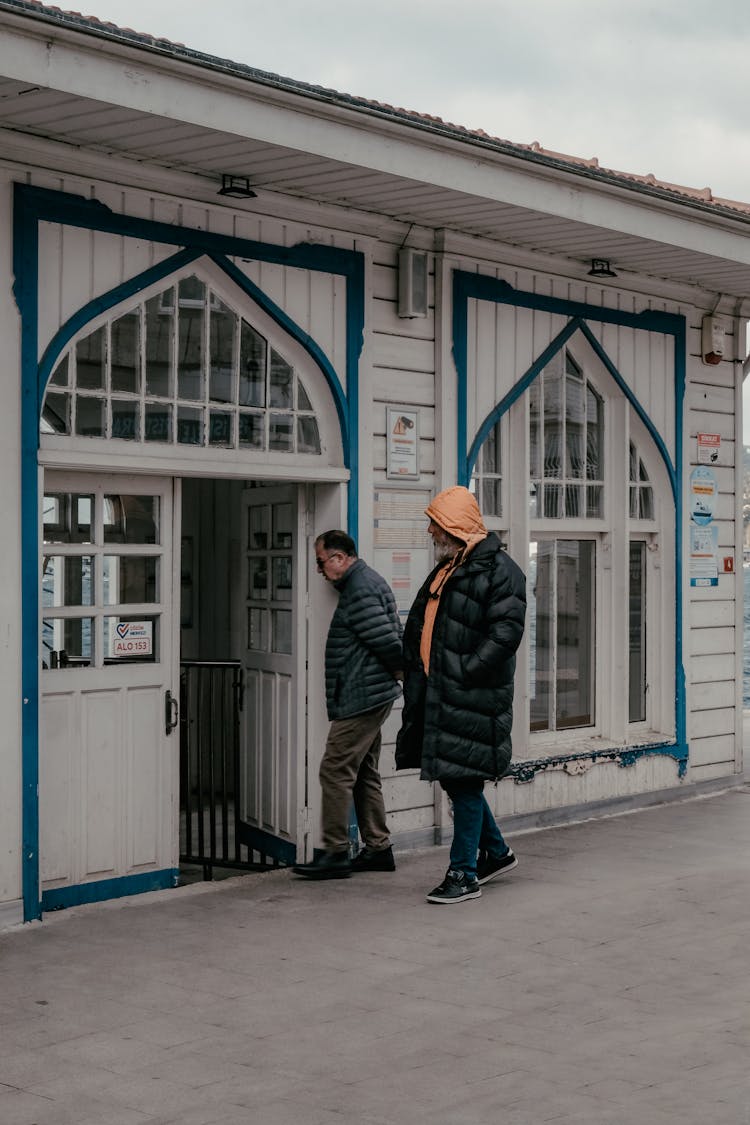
[325,559,403,720]
[395,533,526,781]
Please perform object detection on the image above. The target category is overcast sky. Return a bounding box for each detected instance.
[64,0,750,437]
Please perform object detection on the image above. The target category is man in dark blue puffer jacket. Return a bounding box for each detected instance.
[293,530,403,880]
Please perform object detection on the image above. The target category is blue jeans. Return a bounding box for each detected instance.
[441,779,508,879]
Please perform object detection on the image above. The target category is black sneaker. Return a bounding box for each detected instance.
[292,851,351,879]
[426,869,481,904]
[476,848,517,886]
[350,845,396,872]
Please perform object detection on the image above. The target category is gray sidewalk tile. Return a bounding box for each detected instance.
[2,786,750,1125]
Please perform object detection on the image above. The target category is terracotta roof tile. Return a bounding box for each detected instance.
[6,0,750,219]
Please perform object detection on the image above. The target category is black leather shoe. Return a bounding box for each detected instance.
[293,851,352,879]
[350,845,396,872]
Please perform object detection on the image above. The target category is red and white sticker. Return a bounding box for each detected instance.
[110,620,153,657]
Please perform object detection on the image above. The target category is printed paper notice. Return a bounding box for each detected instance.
[690,525,718,587]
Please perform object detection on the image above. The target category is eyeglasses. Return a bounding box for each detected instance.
[315,551,341,570]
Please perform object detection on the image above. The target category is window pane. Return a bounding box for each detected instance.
[273,556,293,601]
[586,386,603,479]
[42,617,93,668]
[249,557,268,597]
[209,297,236,403]
[42,392,70,435]
[297,416,321,455]
[145,293,173,397]
[144,403,172,443]
[269,414,293,451]
[177,278,205,400]
[50,355,69,387]
[75,396,104,437]
[103,556,159,604]
[269,350,293,408]
[564,484,581,518]
[239,413,264,449]
[177,406,203,445]
[248,607,268,651]
[543,483,562,518]
[556,541,595,729]
[272,609,292,654]
[629,542,647,722]
[273,503,293,548]
[112,400,139,441]
[76,327,105,390]
[42,556,94,607]
[103,495,159,544]
[249,505,269,550]
[565,374,584,478]
[481,478,502,516]
[639,486,653,520]
[529,378,541,480]
[43,493,94,545]
[209,411,233,446]
[239,322,266,407]
[529,541,553,731]
[586,486,603,519]
[543,366,562,478]
[111,311,140,394]
[297,379,312,411]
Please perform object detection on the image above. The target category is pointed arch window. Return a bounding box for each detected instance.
[529,350,604,519]
[41,276,322,456]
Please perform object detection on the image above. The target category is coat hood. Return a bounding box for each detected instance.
[425,486,487,554]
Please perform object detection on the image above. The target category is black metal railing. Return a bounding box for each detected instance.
[179,660,282,879]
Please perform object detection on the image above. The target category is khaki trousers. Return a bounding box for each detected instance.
[319,702,393,853]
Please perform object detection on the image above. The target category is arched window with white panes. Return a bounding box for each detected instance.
[41,275,323,457]
[472,341,674,751]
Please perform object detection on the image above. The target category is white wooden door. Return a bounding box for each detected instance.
[240,486,305,862]
[40,472,179,904]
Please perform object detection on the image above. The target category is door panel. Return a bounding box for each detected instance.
[240,486,305,861]
[40,472,178,900]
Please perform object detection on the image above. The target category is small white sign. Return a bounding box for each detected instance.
[110,620,153,657]
[386,408,420,479]
[697,432,721,465]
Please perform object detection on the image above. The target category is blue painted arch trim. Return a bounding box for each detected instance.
[14,183,365,922]
[452,269,687,776]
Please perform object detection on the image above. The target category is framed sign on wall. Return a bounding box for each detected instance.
[386,408,419,480]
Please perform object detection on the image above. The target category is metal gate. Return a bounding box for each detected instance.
[179,660,286,878]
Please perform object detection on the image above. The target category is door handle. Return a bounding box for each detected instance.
[165,689,179,736]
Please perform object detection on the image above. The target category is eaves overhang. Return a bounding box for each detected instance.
[3,0,750,301]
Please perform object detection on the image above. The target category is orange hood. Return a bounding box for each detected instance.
[425,486,488,555]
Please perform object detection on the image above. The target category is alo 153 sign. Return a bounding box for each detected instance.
[109,620,153,657]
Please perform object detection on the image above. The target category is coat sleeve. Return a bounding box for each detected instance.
[347,577,403,675]
[463,556,526,686]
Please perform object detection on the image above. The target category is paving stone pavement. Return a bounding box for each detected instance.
[2,785,750,1125]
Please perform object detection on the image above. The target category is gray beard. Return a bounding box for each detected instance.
[434,542,459,564]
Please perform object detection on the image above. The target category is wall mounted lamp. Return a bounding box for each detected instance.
[588,258,617,278]
[218,174,257,199]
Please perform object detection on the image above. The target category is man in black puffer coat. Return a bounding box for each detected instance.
[396,486,526,904]
[293,530,403,881]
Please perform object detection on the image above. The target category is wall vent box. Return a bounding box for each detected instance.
[701,315,725,365]
[398,248,428,318]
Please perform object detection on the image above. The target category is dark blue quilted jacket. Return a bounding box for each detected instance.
[325,559,403,720]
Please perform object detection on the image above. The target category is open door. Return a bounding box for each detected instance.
[40,472,179,908]
[239,486,307,862]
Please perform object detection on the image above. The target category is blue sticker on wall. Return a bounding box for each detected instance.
[689,466,717,525]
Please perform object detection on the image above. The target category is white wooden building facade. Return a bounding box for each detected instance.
[1,0,749,925]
